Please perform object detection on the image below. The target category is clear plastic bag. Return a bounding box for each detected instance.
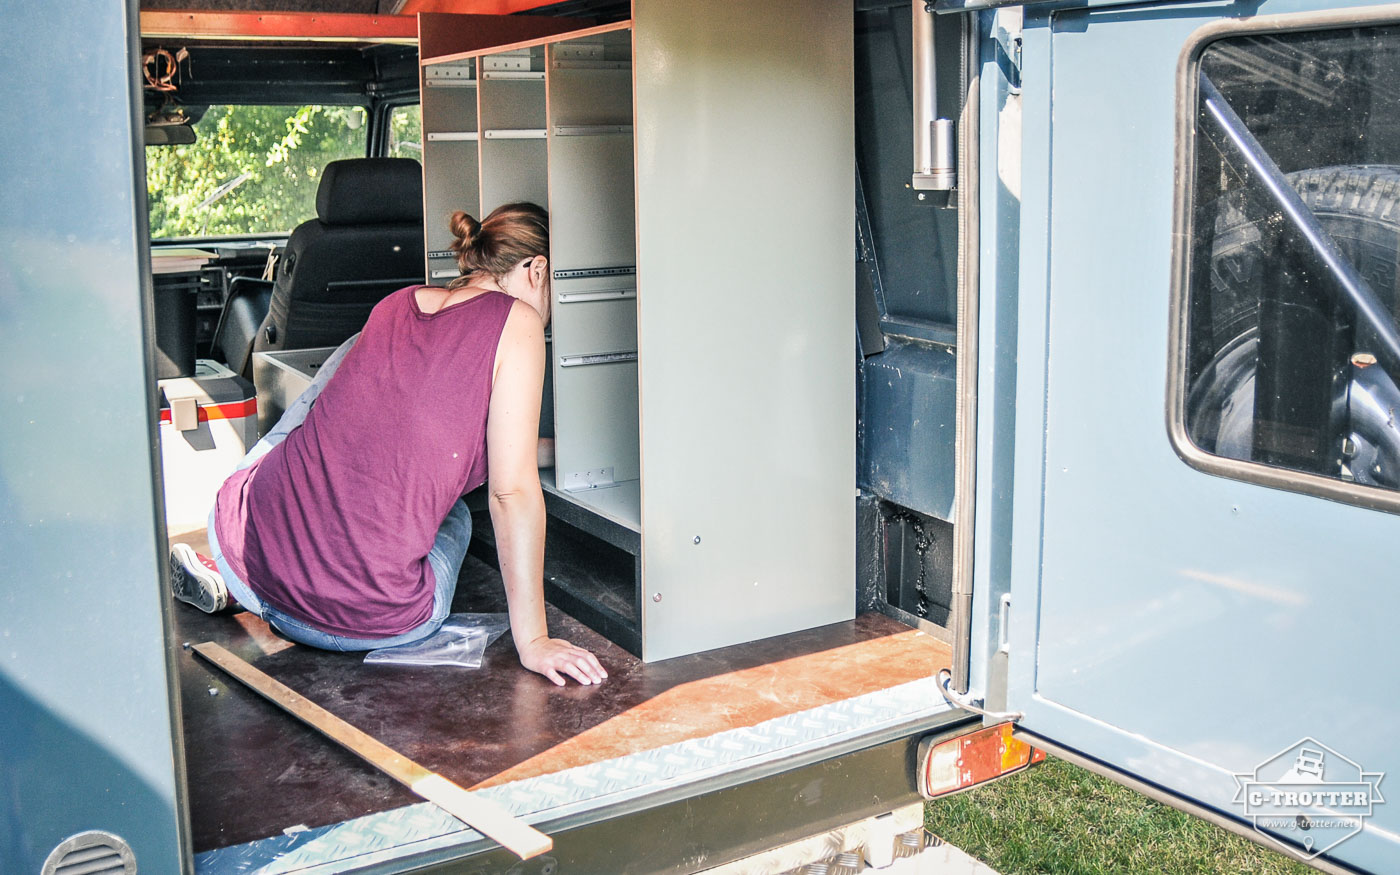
[363,612,510,669]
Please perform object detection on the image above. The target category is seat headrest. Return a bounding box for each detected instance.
[316,158,423,226]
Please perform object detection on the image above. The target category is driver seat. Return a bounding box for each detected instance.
[254,157,424,355]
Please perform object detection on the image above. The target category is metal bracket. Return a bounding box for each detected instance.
[554,124,632,137]
[556,288,635,304]
[424,64,475,87]
[482,53,531,72]
[553,265,636,281]
[561,467,616,491]
[552,42,603,61]
[558,352,637,368]
[483,129,546,139]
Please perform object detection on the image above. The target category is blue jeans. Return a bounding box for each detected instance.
[207,334,473,651]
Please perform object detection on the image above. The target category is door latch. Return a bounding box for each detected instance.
[997,592,1012,654]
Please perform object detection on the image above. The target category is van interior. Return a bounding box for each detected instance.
[143,1,966,854]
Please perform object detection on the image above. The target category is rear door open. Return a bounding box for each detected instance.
[983,1,1400,871]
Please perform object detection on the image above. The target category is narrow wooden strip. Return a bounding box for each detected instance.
[140,10,418,42]
[410,773,551,859]
[192,642,552,859]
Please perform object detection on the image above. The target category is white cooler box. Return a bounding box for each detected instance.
[158,360,258,533]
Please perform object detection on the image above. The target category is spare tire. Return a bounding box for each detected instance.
[1187,164,1400,484]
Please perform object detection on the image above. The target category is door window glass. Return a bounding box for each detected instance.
[388,103,422,160]
[146,104,368,239]
[1182,24,1400,496]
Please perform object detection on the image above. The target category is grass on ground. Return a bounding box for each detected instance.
[924,756,1315,874]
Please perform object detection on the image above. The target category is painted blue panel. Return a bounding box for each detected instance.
[0,1,184,872]
[860,339,958,520]
[1002,0,1400,870]
[969,7,1022,697]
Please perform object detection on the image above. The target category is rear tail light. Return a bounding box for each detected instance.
[917,722,1046,799]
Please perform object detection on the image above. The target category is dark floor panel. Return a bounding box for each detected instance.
[174,551,914,852]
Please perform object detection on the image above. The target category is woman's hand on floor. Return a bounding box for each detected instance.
[518,636,608,686]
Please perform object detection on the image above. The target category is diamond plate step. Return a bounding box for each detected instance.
[197,676,955,874]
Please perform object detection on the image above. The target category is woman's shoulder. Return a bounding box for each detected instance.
[501,295,542,326]
[496,297,544,349]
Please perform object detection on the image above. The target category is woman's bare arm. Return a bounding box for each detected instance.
[486,301,606,686]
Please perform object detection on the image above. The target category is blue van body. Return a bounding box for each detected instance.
[1,1,186,872]
[969,1,1400,870]
[4,0,1399,871]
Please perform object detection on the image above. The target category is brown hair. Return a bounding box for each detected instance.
[445,202,549,290]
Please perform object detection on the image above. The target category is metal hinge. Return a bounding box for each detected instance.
[993,7,1022,93]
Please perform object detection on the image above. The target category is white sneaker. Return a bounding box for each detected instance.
[170,542,229,613]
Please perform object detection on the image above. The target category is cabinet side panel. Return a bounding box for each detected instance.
[479,72,548,214]
[421,63,479,280]
[480,139,549,215]
[479,77,547,131]
[424,142,480,255]
[550,70,633,128]
[554,359,642,487]
[634,0,855,661]
[549,134,637,271]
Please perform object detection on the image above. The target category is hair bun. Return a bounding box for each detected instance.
[444,202,549,292]
[448,210,482,249]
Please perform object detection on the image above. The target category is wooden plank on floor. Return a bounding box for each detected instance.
[192,641,552,860]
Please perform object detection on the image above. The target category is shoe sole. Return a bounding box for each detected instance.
[170,543,228,613]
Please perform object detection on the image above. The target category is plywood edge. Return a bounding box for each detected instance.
[422,18,630,66]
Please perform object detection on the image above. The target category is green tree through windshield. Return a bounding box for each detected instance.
[146,104,370,239]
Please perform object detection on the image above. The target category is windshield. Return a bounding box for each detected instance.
[146,104,369,240]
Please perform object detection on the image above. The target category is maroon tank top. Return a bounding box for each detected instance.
[215,287,516,637]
